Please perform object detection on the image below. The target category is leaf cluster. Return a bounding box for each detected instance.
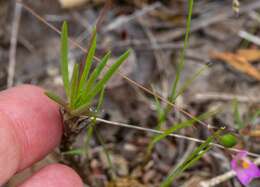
[46,22,130,116]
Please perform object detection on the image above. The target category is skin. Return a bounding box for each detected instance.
[0,85,83,187]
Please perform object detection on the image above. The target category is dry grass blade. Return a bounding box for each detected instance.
[18,1,225,132]
[8,2,22,88]
[94,117,260,158]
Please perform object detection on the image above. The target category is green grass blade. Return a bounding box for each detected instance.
[146,109,218,158]
[146,121,191,160]
[97,87,105,112]
[151,86,166,129]
[72,49,130,115]
[232,99,244,129]
[83,88,105,161]
[78,28,97,92]
[95,129,117,180]
[69,63,79,109]
[174,64,208,100]
[85,50,130,103]
[78,52,110,106]
[143,87,166,162]
[45,91,67,109]
[163,146,211,187]
[60,21,70,97]
[155,99,166,130]
[83,113,100,158]
[62,148,83,156]
[169,0,193,102]
[160,129,221,187]
[84,124,95,157]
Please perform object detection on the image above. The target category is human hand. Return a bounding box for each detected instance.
[0,85,83,187]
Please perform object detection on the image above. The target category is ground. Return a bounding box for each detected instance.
[1,0,260,187]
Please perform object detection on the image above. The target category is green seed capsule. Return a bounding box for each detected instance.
[219,133,237,148]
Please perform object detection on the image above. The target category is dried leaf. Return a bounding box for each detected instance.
[211,50,260,81]
[237,49,260,63]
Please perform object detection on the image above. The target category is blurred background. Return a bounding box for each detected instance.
[1,0,260,186]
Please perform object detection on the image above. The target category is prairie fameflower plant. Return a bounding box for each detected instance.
[46,21,130,152]
[161,129,224,187]
[147,0,242,185]
[142,0,226,185]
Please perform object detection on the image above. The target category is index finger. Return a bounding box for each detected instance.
[0,85,63,185]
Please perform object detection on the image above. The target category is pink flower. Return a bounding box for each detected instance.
[231,151,260,186]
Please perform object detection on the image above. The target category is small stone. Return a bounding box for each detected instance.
[143,170,156,183]
[58,0,88,8]
[122,143,138,160]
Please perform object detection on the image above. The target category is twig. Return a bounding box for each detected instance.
[199,157,260,187]
[18,1,238,134]
[44,14,71,22]
[103,2,161,32]
[72,12,92,33]
[193,92,260,103]
[248,11,260,23]
[108,39,185,50]
[95,0,111,32]
[137,17,171,100]
[16,0,260,167]
[238,30,260,46]
[93,117,260,158]
[156,0,260,42]
[18,35,35,52]
[8,2,22,87]
[79,0,111,71]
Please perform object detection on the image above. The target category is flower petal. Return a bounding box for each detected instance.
[231,151,260,185]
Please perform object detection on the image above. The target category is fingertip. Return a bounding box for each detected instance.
[19,164,83,187]
[0,85,63,170]
[0,113,21,185]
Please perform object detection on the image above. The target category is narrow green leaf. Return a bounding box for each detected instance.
[72,49,130,115]
[60,21,70,98]
[95,129,117,180]
[160,129,221,187]
[83,88,105,161]
[152,86,166,129]
[146,109,218,157]
[45,91,68,109]
[232,99,244,129]
[175,145,211,175]
[83,116,99,158]
[84,124,95,157]
[85,50,130,103]
[62,148,83,156]
[97,87,105,112]
[143,87,166,162]
[169,0,193,103]
[85,52,110,92]
[174,64,208,100]
[78,28,97,92]
[146,122,191,159]
[69,63,79,109]
[78,52,110,106]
